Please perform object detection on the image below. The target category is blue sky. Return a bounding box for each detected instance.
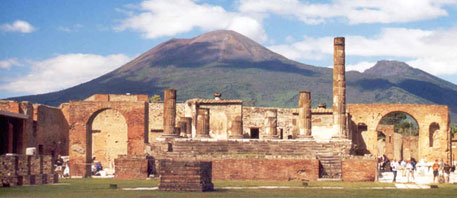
[1,0,457,99]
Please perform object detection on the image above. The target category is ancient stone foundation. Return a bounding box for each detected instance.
[114,155,148,180]
[0,154,58,187]
[158,160,213,192]
[341,157,377,182]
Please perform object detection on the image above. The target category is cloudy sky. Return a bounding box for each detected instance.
[1,0,457,99]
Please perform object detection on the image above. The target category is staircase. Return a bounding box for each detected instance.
[318,154,342,180]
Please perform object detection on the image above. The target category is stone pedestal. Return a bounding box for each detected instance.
[162,89,178,138]
[196,108,210,138]
[158,160,213,192]
[332,37,347,139]
[297,91,313,139]
[263,109,278,139]
[229,116,243,139]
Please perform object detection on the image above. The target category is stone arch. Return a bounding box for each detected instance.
[376,111,419,161]
[87,108,128,173]
[429,122,440,148]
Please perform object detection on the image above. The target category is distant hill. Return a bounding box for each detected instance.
[7,30,457,123]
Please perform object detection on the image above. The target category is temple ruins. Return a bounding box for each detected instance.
[0,37,452,184]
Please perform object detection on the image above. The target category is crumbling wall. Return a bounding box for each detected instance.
[34,104,69,156]
[242,107,296,139]
[198,104,242,139]
[211,158,319,181]
[0,101,34,154]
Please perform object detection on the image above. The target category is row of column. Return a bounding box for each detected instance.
[161,88,314,139]
[161,89,243,139]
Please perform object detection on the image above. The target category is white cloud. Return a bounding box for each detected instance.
[239,0,457,24]
[1,20,35,33]
[0,54,131,94]
[0,58,22,69]
[346,61,377,73]
[268,27,457,76]
[115,0,267,42]
[58,24,83,32]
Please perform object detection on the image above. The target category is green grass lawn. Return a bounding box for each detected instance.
[1,178,456,198]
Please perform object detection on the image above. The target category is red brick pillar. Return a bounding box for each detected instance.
[196,108,210,138]
[229,116,243,139]
[263,109,278,139]
[332,37,347,139]
[298,91,313,139]
[162,89,178,138]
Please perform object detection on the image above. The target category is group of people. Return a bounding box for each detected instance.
[91,157,104,176]
[379,155,455,183]
[389,158,417,182]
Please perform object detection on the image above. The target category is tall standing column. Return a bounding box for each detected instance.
[332,37,347,138]
[263,109,278,139]
[162,89,178,138]
[229,116,243,139]
[196,108,210,138]
[298,91,313,139]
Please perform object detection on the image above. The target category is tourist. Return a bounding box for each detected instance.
[406,160,415,182]
[400,159,407,177]
[391,159,399,182]
[55,155,64,178]
[443,161,451,183]
[432,160,440,183]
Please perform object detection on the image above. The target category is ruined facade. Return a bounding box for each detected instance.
[0,37,452,181]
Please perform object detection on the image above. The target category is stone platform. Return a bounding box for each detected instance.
[158,160,213,192]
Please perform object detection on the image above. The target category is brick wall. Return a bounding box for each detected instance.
[211,158,319,181]
[0,154,57,187]
[341,157,376,182]
[158,160,213,192]
[114,155,147,180]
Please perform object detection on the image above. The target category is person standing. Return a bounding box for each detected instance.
[406,160,415,182]
[432,160,440,183]
[391,159,399,182]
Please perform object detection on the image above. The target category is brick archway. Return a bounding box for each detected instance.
[348,104,449,162]
[67,100,148,177]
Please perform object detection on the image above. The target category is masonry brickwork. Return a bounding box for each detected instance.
[114,155,148,180]
[0,154,58,187]
[341,157,377,182]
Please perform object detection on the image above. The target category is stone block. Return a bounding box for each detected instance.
[29,155,41,175]
[114,155,148,180]
[341,158,376,182]
[158,160,213,192]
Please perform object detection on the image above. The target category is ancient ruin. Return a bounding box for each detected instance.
[0,37,452,186]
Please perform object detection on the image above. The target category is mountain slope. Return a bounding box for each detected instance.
[7,30,457,123]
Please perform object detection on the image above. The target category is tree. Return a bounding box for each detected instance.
[149,94,161,102]
[452,125,457,139]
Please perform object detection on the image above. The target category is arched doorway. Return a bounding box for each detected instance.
[87,109,128,176]
[429,122,440,148]
[376,112,419,162]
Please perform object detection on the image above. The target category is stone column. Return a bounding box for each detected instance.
[162,89,178,138]
[263,109,278,139]
[196,108,210,138]
[229,116,243,139]
[298,91,313,139]
[180,117,192,138]
[332,37,347,139]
